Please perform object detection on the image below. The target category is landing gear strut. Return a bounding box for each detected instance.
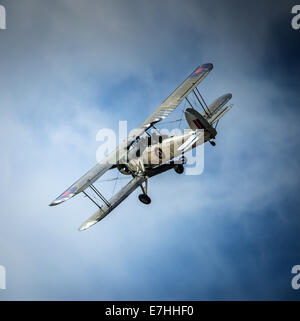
[138,177,151,205]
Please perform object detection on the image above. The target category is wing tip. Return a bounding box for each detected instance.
[78,220,98,231]
[207,62,214,69]
[49,196,71,207]
[49,201,62,207]
[49,187,78,207]
[201,62,213,71]
[190,63,213,78]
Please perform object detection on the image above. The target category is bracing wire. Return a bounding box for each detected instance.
[178,100,186,130]
[98,176,130,182]
[111,170,119,198]
[214,119,220,129]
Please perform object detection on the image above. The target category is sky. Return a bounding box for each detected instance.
[0,0,300,300]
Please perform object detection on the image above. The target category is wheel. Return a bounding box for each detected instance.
[138,194,151,204]
[209,140,216,146]
[174,164,184,174]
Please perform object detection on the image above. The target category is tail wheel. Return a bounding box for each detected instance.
[174,164,184,174]
[138,194,151,205]
[209,140,216,146]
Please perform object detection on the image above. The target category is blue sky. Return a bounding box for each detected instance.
[0,0,300,300]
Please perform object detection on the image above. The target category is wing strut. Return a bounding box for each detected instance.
[89,184,111,209]
[83,183,111,211]
[214,119,220,129]
[185,96,195,110]
[193,88,211,117]
[82,190,101,209]
[79,175,146,231]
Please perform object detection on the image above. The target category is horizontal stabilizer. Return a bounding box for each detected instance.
[208,104,233,124]
[204,93,232,118]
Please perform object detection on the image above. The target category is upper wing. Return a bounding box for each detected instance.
[141,63,213,128]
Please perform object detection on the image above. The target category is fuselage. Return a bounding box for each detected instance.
[124,129,211,173]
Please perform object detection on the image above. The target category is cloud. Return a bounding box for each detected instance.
[0,0,299,300]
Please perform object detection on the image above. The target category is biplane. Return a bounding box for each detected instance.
[49,63,233,230]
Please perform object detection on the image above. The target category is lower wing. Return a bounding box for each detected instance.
[79,175,146,231]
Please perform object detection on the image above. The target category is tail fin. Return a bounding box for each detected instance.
[185,108,217,138]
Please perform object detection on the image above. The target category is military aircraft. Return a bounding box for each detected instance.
[49,63,233,230]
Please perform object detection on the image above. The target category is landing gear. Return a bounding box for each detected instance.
[138,193,151,204]
[209,140,216,146]
[174,164,184,174]
[138,177,151,205]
